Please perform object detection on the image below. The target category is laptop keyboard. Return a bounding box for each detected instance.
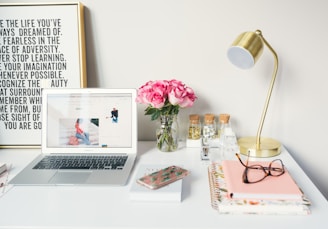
[32,155,128,170]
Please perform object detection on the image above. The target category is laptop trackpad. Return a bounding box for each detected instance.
[49,171,92,184]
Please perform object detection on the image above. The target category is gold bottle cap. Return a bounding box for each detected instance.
[219,113,230,124]
[204,113,215,124]
[189,114,200,124]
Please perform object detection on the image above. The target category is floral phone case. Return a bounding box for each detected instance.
[136,165,189,190]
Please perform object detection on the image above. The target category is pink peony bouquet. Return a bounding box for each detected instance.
[136,79,197,120]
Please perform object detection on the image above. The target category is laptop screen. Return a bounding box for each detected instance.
[42,89,137,152]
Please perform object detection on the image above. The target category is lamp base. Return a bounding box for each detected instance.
[238,137,281,158]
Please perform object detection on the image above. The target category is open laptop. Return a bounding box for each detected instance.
[10,88,137,185]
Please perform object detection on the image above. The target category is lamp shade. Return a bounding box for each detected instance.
[227,31,264,69]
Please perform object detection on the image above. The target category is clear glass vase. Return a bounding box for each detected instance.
[156,114,179,152]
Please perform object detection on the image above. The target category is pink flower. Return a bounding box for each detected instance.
[167,80,185,105]
[167,80,196,108]
[149,80,169,108]
[136,80,168,108]
[136,79,197,119]
[135,81,153,104]
[179,87,197,108]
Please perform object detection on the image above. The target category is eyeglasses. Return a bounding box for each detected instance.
[235,153,285,184]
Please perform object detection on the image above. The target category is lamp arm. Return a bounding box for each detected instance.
[255,31,279,150]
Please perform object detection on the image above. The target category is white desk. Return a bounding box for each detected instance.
[0,141,327,229]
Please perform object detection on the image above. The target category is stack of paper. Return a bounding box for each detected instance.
[208,162,311,215]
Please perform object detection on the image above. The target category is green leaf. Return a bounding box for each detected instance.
[151,110,160,120]
[144,104,180,121]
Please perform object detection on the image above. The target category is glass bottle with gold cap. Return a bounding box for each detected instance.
[218,113,238,160]
[203,113,216,139]
[201,113,216,160]
[188,114,201,140]
[218,114,230,140]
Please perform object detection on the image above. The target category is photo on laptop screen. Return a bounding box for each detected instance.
[46,91,133,149]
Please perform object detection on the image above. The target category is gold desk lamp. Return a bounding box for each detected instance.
[227,30,281,157]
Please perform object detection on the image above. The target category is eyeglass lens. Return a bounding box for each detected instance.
[245,159,284,183]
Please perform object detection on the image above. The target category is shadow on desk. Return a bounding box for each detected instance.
[182,174,192,201]
[136,141,186,157]
[137,141,156,157]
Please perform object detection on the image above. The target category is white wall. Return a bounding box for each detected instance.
[2,0,327,200]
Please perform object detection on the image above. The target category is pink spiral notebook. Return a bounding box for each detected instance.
[222,160,304,200]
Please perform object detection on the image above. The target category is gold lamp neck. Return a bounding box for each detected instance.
[254,31,279,150]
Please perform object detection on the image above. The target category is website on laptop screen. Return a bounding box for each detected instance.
[46,93,132,148]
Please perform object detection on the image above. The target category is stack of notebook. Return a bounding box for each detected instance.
[208,161,311,215]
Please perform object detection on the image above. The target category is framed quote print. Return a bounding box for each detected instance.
[0,2,87,148]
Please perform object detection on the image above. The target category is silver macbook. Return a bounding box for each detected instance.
[10,88,137,185]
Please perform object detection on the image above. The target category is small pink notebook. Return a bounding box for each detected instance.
[222,160,304,200]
